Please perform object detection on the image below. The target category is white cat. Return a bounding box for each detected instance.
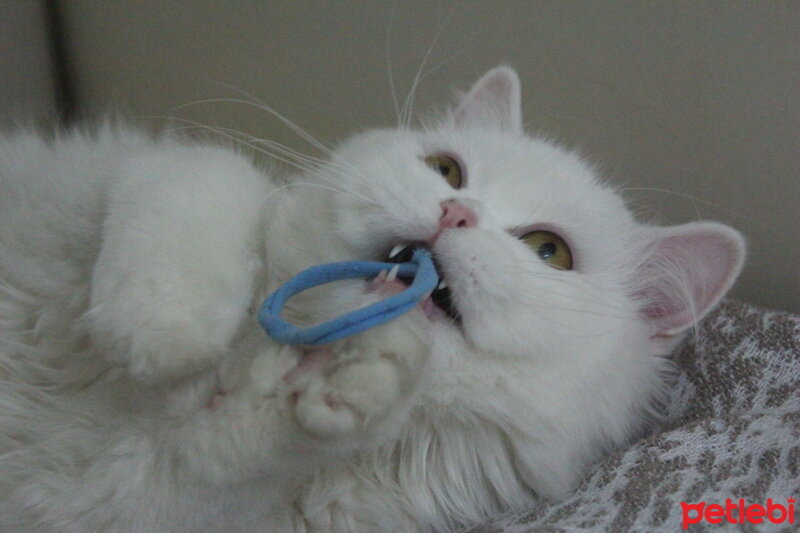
[0,67,744,532]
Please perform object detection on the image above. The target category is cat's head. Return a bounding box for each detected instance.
[305,66,744,496]
[329,66,743,355]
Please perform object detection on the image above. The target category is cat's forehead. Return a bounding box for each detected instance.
[464,132,626,226]
[334,126,634,235]
[401,127,627,224]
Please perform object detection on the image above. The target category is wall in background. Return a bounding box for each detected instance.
[35,1,800,312]
[0,1,56,123]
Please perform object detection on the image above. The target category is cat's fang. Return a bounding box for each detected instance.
[388,244,405,259]
[386,244,416,264]
[386,265,399,282]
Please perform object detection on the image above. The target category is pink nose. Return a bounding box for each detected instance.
[427,199,478,246]
[438,199,478,230]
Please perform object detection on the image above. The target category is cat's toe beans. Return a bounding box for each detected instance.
[284,323,430,440]
[250,347,301,395]
[281,348,335,385]
[327,358,402,422]
[289,357,402,439]
[293,388,360,438]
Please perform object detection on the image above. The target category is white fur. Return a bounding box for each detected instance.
[0,68,744,532]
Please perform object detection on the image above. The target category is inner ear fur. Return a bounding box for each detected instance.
[633,221,745,343]
[453,65,522,132]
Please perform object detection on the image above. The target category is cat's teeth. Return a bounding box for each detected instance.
[386,265,400,282]
[437,279,448,290]
[388,244,405,259]
[377,269,388,281]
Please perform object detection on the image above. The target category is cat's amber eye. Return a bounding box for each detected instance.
[521,230,573,270]
[424,154,463,189]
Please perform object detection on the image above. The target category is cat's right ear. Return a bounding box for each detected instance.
[453,66,522,132]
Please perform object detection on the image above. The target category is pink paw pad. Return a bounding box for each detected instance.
[282,348,335,384]
[205,389,228,410]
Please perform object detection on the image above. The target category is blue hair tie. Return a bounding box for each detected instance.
[258,249,437,346]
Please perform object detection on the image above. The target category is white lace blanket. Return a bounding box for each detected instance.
[475,300,800,532]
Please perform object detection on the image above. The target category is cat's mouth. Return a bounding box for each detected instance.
[372,243,462,324]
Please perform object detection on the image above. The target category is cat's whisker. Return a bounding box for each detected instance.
[626,201,669,224]
[357,149,440,215]
[619,186,759,227]
[400,4,453,129]
[245,138,363,184]
[492,262,616,301]
[385,2,402,128]
[251,138,358,176]
[158,119,374,207]
[468,288,638,333]
[485,268,633,315]
[192,124,374,202]
[258,182,372,216]
[499,286,632,318]
[496,291,636,321]
[162,99,369,190]
[499,263,610,290]
[170,94,335,161]
[251,139,374,196]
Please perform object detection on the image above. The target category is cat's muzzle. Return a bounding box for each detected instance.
[386,243,461,323]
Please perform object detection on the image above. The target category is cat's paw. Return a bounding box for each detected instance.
[87,147,267,381]
[88,265,255,381]
[283,312,431,441]
[290,349,403,438]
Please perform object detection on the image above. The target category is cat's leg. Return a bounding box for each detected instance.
[88,145,271,381]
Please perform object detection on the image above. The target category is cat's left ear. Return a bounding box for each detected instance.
[633,222,746,355]
[453,66,522,132]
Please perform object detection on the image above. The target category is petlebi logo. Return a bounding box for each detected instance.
[680,498,796,529]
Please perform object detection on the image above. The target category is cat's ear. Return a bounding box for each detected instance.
[453,66,522,132]
[633,222,745,355]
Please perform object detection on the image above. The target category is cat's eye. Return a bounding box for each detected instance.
[521,230,573,270]
[424,154,463,189]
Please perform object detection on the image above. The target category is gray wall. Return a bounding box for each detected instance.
[0,1,55,122]
[9,1,800,312]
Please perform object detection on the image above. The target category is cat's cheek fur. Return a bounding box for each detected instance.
[433,228,631,358]
[330,129,452,250]
[421,315,665,501]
